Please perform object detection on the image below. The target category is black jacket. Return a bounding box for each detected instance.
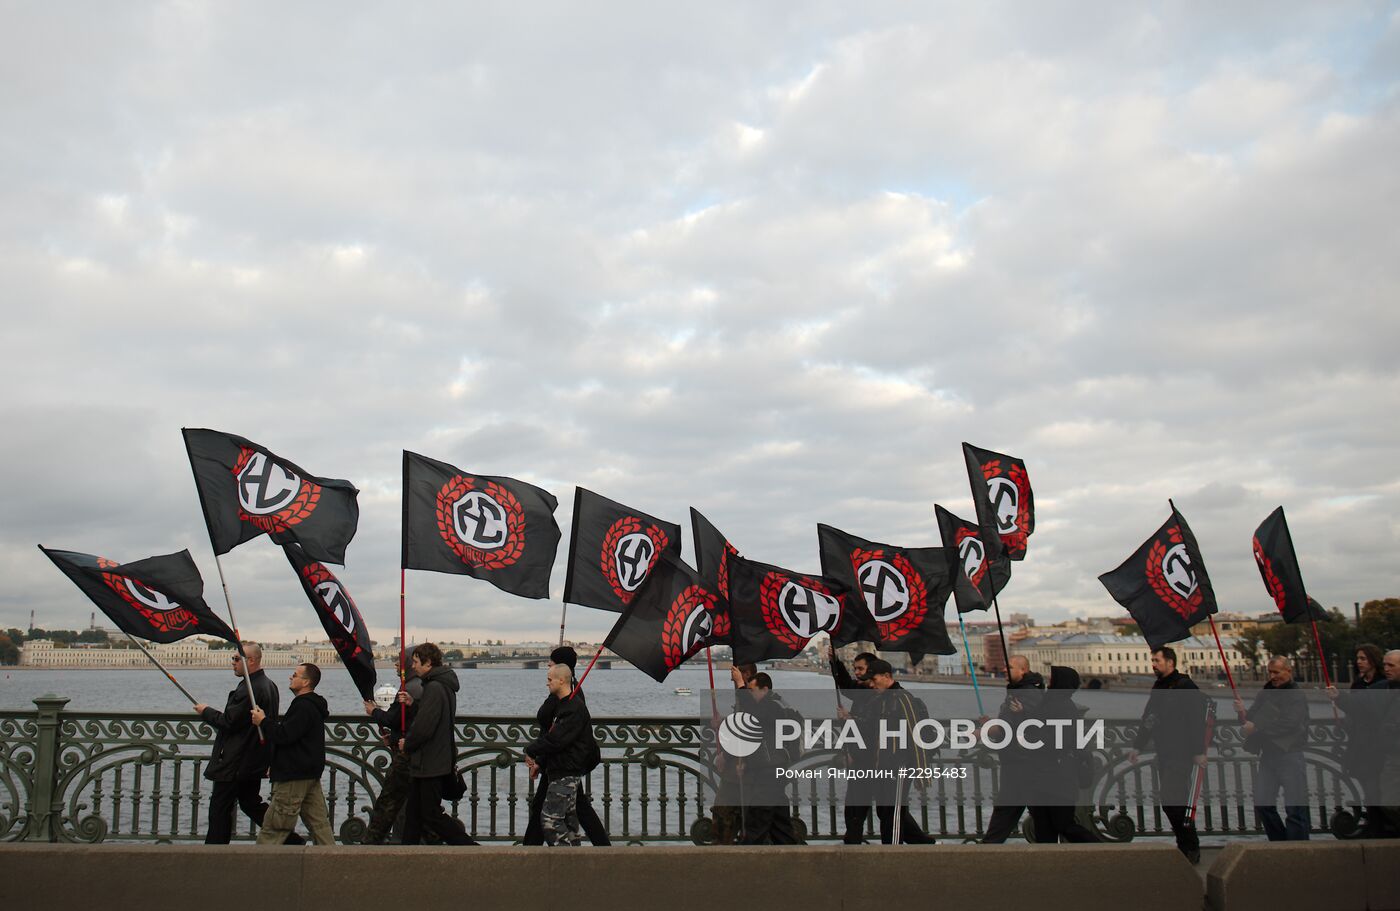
[265,691,329,782]
[403,666,459,778]
[996,671,1045,770]
[525,690,599,775]
[870,682,930,772]
[1133,670,1208,761]
[1247,680,1308,755]
[1337,676,1386,776]
[202,669,279,782]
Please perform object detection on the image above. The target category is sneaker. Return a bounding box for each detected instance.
[1184,848,1201,865]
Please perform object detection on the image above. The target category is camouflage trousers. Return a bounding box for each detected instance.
[363,749,412,845]
[541,774,582,846]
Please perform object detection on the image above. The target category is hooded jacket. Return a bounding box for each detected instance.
[202,668,279,782]
[265,691,330,782]
[403,665,460,778]
[525,688,599,775]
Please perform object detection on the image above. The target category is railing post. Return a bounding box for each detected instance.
[24,694,70,842]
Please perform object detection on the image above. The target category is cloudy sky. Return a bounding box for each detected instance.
[3,2,1397,647]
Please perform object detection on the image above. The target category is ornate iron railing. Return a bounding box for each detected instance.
[0,696,1364,844]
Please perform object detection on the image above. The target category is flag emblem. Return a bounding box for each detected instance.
[1147,526,1202,619]
[981,459,1031,537]
[1252,536,1288,613]
[955,528,987,586]
[434,475,526,569]
[851,549,928,640]
[99,564,198,633]
[660,585,730,671]
[601,517,668,602]
[761,572,840,648]
[232,447,322,533]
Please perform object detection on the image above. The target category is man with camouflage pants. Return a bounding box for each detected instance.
[360,657,425,844]
[524,664,601,846]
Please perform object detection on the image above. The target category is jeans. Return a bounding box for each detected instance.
[1254,750,1310,841]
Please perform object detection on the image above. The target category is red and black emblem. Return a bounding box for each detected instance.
[716,542,739,600]
[759,571,841,651]
[955,527,987,586]
[660,585,731,671]
[97,557,199,635]
[979,457,1033,558]
[1252,536,1288,615]
[434,475,526,571]
[601,516,670,605]
[849,547,927,642]
[1146,525,1202,621]
[299,561,363,658]
[232,447,322,535]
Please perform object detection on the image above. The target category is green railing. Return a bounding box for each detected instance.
[0,696,1363,844]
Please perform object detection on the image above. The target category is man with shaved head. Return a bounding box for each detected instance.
[193,642,296,844]
[981,654,1045,843]
[524,662,602,845]
[1235,656,1310,840]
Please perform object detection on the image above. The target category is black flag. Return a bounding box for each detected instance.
[1099,505,1218,649]
[1252,506,1316,624]
[963,442,1035,561]
[690,508,741,601]
[935,505,1012,613]
[40,546,238,645]
[727,553,860,664]
[283,544,377,699]
[817,524,956,656]
[401,451,560,600]
[603,551,730,683]
[563,488,681,613]
[183,428,360,565]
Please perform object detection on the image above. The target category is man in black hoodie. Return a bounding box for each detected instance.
[250,663,334,845]
[524,646,609,846]
[193,643,297,844]
[982,655,1045,843]
[398,643,477,845]
[1128,646,1207,861]
[524,663,602,845]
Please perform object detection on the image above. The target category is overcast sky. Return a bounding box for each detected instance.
[2,2,1397,647]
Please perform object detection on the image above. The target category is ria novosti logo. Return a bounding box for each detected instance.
[717,712,763,757]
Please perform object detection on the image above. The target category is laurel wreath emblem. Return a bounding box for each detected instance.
[434,476,527,570]
[231,447,322,535]
[601,517,669,605]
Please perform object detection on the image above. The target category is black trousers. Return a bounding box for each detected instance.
[402,775,475,846]
[1028,806,1098,843]
[1158,760,1200,854]
[981,805,1027,843]
[206,778,265,844]
[740,804,801,845]
[523,772,610,846]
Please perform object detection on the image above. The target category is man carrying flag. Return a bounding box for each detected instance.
[1127,646,1208,863]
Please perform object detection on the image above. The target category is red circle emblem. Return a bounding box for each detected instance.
[434,476,527,570]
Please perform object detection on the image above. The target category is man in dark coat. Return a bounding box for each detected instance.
[398,642,476,845]
[709,662,757,844]
[865,659,936,844]
[738,672,802,845]
[981,655,1045,843]
[251,662,334,845]
[523,646,609,846]
[1030,665,1099,845]
[360,652,424,844]
[829,646,880,844]
[524,663,601,845]
[1235,656,1310,840]
[1129,646,1208,861]
[193,643,299,844]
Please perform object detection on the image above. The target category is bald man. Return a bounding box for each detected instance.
[1235,656,1310,840]
[524,663,602,846]
[981,655,1045,843]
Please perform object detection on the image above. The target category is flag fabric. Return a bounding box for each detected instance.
[603,551,730,682]
[401,451,560,600]
[816,524,956,656]
[962,442,1035,561]
[1098,506,1219,649]
[690,508,740,601]
[1252,506,1316,624]
[935,505,1013,613]
[283,544,377,699]
[39,546,238,645]
[183,428,360,565]
[563,488,681,613]
[726,553,861,664]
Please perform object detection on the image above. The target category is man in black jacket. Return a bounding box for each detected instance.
[738,673,801,845]
[1235,656,1310,840]
[829,646,879,843]
[524,663,601,845]
[524,646,610,846]
[1128,646,1208,862]
[398,643,476,845]
[361,653,423,844]
[251,663,335,845]
[866,660,936,844]
[982,655,1044,843]
[193,643,299,844]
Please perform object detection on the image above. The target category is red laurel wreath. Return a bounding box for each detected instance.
[231,447,321,534]
[760,572,834,652]
[660,585,727,671]
[981,459,1032,557]
[300,562,362,656]
[954,527,988,587]
[716,543,738,600]
[849,547,928,643]
[1146,526,1202,621]
[99,561,198,634]
[600,517,669,605]
[434,476,526,570]
[1253,537,1288,615]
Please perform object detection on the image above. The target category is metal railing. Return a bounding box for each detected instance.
[0,696,1363,844]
